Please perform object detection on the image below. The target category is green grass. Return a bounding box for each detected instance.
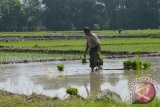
[0,29,160,36]
[0,90,159,107]
[0,38,160,52]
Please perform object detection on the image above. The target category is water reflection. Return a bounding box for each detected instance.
[89,72,102,97]
[33,74,90,90]
[106,74,120,86]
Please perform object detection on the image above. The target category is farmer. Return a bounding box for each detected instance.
[83,27,103,72]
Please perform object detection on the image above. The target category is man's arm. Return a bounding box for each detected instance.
[84,42,89,57]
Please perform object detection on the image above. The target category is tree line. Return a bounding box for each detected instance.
[0,0,160,31]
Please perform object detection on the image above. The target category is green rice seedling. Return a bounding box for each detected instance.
[57,64,64,71]
[82,57,87,63]
[132,60,142,70]
[143,62,152,70]
[123,60,148,70]
[66,87,78,96]
[34,44,38,47]
[123,60,132,70]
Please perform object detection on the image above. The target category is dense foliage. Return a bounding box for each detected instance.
[0,0,160,31]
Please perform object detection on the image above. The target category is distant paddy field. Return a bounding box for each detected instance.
[0,29,160,63]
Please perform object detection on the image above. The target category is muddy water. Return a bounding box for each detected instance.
[0,56,160,101]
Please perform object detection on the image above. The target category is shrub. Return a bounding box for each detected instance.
[66,87,78,96]
[57,64,64,71]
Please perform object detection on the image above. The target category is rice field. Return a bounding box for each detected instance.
[0,52,82,63]
[0,38,160,52]
[0,30,160,63]
[0,29,160,36]
[0,30,160,106]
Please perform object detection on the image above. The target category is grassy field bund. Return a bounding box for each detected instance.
[0,90,159,107]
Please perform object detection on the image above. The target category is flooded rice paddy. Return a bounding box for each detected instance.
[0,56,160,101]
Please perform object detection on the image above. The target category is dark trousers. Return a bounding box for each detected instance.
[89,46,103,68]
